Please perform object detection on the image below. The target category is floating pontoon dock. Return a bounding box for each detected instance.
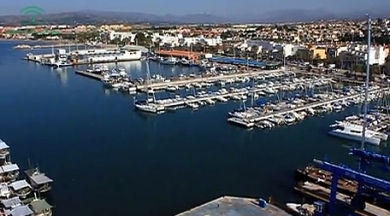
[152,78,333,109]
[245,87,388,123]
[136,69,294,91]
[74,69,295,89]
[175,196,291,216]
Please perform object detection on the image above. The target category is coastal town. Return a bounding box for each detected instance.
[3,17,390,71]
[2,13,390,216]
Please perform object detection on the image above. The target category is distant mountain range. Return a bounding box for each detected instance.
[0,8,389,26]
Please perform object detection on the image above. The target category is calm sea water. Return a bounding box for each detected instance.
[0,41,389,216]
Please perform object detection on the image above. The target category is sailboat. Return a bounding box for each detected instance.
[328,17,383,146]
[133,60,165,113]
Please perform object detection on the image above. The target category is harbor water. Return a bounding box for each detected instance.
[1,41,390,216]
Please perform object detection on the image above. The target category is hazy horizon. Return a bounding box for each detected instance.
[0,0,385,16]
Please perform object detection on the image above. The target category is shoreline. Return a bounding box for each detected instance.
[0,38,76,44]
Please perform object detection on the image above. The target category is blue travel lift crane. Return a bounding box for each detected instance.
[312,15,390,215]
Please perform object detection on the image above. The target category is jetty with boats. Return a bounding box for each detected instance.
[227,86,389,128]
[0,139,53,215]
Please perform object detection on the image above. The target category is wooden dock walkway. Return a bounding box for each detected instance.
[295,182,390,216]
[246,87,388,123]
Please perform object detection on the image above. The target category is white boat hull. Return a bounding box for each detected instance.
[328,130,381,145]
[135,104,164,113]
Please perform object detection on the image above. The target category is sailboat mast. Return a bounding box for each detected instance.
[283,45,286,72]
[360,15,371,151]
[146,59,151,89]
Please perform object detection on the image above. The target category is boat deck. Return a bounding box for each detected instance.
[175,196,291,216]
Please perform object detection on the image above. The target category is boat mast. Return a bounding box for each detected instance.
[145,59,155,103]
[247,54,254,106]
[360,15,371,151]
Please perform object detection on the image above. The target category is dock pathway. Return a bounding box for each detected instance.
[155,78,334,108]
[136,69,294,91]
[74,69,295,89]
[247,87,388,122]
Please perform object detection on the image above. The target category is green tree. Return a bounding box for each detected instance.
[134,32,151,46]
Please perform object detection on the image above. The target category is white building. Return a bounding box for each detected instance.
[283,44,298,57]
[109,31,136,41]
[365,46,386,65]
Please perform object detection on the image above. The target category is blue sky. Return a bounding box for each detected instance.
[0,0,383,16]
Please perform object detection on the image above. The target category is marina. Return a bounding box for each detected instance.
[3,15,390,215]
[134,77,334,112]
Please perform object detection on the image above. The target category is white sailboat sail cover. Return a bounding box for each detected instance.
[9,180,31,191]
[0,139,9,150]
[0,164,19,174]
[1,197,22,209]
[4,205,33,216]
[30,173,53,185]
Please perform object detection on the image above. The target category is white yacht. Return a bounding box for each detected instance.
[53,61,72,68]
[227,117,254,128]
[134,101,165,113]
[328,123,383,146]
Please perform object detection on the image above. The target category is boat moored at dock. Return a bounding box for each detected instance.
[9,180,32,199]
[328,123,383,145]
[0,164,20,183]
[25,167,53,193]
[29,197,53,216]
[0,139,10,160]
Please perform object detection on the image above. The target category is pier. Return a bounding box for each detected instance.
[294,69,366,85]
[74,69,296,90]
[136,69,294,91]
[152,78,333,108]
[245,87,387,123]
